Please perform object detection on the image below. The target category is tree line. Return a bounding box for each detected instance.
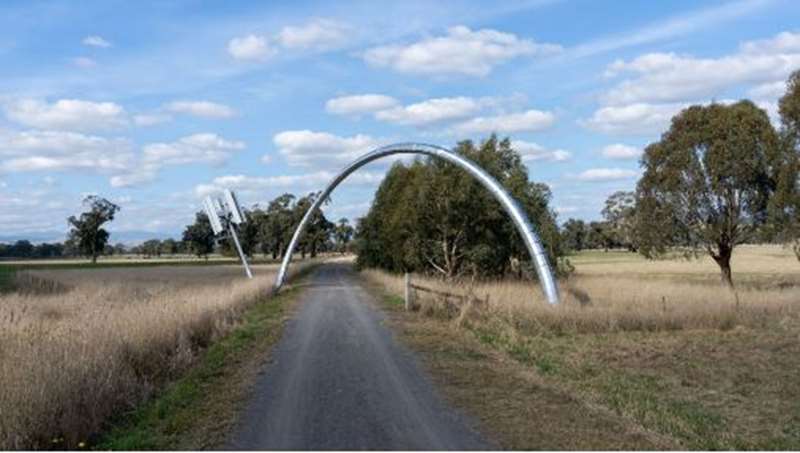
[0,193,355,262]
[180,192,354,260]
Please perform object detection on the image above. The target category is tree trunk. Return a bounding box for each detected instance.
[91,253,98,264]
[712,245,734,287]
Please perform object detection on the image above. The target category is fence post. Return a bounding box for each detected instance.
[404,272,411,311]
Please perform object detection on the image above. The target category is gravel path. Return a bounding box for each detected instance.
[226,263,491,450]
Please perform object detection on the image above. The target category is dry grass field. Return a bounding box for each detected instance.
[363,245,800,449]
[0,262,309,450]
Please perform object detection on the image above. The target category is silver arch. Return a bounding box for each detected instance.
[274,143,561,305]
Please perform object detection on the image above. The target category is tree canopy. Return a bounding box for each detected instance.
[182,212,215,259]
[66,195,120,263]
[355,135,561,279]
[635,100,782,286]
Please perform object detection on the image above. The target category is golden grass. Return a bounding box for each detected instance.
[362,246,800,448]
[363,245,800,334]
[0,262,310,450]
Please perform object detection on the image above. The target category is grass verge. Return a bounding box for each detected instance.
[360,275,671,450]
[93,281,308,450]
[360,267,800,450]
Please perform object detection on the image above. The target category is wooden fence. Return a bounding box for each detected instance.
[403,272,488,311]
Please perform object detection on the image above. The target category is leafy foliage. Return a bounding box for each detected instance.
[635,101,782,286]
[355,135,562,279]
[333,218,355,254]
[182,213,215,259]
[770,69,800,260]
[67,196,120,263]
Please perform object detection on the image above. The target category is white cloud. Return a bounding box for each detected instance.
[362,25,561,77]
[748,80,787,99]
[164,100,236,118]
[574,168,638,182]
[325,94,399,115]
[740,30,800,54]
[4,98,128,132]
[82,35,111,48]
[111,133,245,188]
[143,133,245,166]
[452,109,555,134]
[228,19,351,62]
[195,170,384,197]
[511,140,571,162]
[133,113,172,126]
[375,97,481,125]
[584,30,800,136]
[276,19,351,51]
[601,143,642,160]
[602,31,800,106]
[73,57,96,68]
[110,169,158,188]
[582,102,687,135]
[227,34,273,61]
[261,154,272,164]
[0,129,133,173]
[273,130,382,166]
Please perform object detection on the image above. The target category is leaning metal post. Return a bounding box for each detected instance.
[273,143,561,305]
[228,222,253,279]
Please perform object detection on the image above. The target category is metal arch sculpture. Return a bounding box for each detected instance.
[274,143,561,305]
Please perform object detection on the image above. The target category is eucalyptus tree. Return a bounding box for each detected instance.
[561,218,588,252]
[182,212,215,260]
[636,101,781,286]
[355,135,562,279]
[334,218,355,254]
[767,69,800,260]
[602,191,637,251]
[261,194,295,259]
[67,195,120,263]
[294,192,334,259]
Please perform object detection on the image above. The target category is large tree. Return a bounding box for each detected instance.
[67,195,120,263]
[333,218,355,254]
[780,69,800,139]
[294,193,334,259]
[769,69,800,259]
[182,212,215,260]
[561,218,588,252]
[601,191,637,251]
[636,101,781,286]
[355,135,562,279]
[260,194,295,259]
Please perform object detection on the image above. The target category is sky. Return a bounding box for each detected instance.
[1,0,799,243]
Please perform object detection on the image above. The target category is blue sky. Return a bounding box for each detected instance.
[1,0,799,243]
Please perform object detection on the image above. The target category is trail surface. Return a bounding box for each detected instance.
[226,263,490,450]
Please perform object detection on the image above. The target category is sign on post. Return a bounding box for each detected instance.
[202,191,253,279]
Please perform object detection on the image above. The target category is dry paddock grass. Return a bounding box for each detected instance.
[0,262,311,450]
[362,245,800,449]
[365,245,800,334]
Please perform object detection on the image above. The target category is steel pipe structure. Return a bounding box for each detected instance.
[274,143,561,305]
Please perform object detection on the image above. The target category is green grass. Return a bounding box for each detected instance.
[0,266,15,292]
[0,256,285,292]
[383,294,405,308]
[467,324,800,450]
[93,285,302,450]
